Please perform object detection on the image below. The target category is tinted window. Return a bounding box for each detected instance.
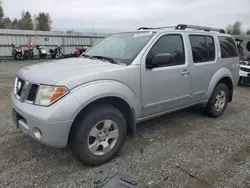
[219,36,238,58]
[147,35,185,66]
[189,35,215,63]
[189,36,207,63]
[205,36,215,61]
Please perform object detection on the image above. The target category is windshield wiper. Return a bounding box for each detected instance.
[81,54,93,59]
[92,55,119,64]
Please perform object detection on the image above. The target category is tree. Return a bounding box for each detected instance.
[246,29,250,35]
[226,21,242,35]
[226,25,233,34]
[12,18,19,29]
[3,17,12,28]
[35,12,52,31]
[18,11,34,30]
[0,1,5,28]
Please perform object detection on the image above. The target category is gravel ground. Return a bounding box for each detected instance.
[0,60,250,188]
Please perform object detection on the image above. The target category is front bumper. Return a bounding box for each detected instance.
[239,70,249,77]
[11,92,80,148]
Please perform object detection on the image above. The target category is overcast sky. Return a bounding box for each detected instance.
[2,0,250,32]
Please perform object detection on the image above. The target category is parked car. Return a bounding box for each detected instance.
[11,24,239,166]
[239,41,250,84]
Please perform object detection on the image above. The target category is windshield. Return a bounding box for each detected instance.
[85,32,155,64]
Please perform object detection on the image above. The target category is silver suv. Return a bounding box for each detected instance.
[11,24,239,166]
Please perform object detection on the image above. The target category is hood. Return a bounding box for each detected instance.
[17,58,124,87]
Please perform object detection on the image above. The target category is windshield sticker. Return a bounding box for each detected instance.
[133,31,153,37]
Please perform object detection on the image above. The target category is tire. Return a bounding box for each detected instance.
[31,52,34,60]
[205,83,229,117]
[69,105,127,166]
[56,53,60,59]
[17,54,21,60]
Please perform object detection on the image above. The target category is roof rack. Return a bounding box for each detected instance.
[137,26,176,30]
[137,24,225,33]
[175,24,225,33]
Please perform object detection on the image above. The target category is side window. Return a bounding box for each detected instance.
[147,34,185,66]
[205,36,215,61]
[219,36,238,58]
[189,35,215,63]
[189,36,207,63]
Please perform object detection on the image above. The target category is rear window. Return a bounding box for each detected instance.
[218,36,238,58]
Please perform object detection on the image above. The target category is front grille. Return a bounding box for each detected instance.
[240,67,250,72]
[14,77,38,103]
[27,84,38,101]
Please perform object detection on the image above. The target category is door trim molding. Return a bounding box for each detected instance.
[138,100,207,123]
[143,94,190,111]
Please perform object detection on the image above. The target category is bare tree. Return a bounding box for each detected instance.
[226,21,242,35]
[12,18,19,29]
[246,29,250,35]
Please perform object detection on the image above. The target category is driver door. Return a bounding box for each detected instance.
[141,33,191,117]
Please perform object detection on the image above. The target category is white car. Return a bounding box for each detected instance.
[239,60,250,84]
[238,41,250,85]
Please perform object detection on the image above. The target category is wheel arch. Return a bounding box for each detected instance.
[68,96,137,145]
[207,68,234,102]
[217,77,233,102]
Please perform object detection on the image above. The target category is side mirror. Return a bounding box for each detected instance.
[246,41,250,52]
[146,53,172,69]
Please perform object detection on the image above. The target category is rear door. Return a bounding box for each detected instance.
[188,34,218,102]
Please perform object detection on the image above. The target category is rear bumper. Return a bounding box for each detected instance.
[11,92,80,148]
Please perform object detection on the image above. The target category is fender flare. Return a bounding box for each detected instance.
[206,67,233,99]
[70,80,141,121]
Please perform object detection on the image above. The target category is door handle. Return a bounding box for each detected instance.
[181,70,190,76]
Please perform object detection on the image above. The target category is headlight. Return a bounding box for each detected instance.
[34,85,69,106]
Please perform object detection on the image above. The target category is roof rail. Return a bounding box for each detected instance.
[175,24,225,33]
[137,26,176,30]
[138,27,156,30]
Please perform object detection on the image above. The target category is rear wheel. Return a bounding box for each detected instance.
[31,52,34,59]
[69,105,127,166]
[205,83,229,117]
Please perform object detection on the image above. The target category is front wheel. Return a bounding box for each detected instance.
[16,54,22,60]
[13,54,17,60]
[69,105,127,166]
[205,83,229,117]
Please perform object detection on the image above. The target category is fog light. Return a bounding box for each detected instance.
[34,127,42,139]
